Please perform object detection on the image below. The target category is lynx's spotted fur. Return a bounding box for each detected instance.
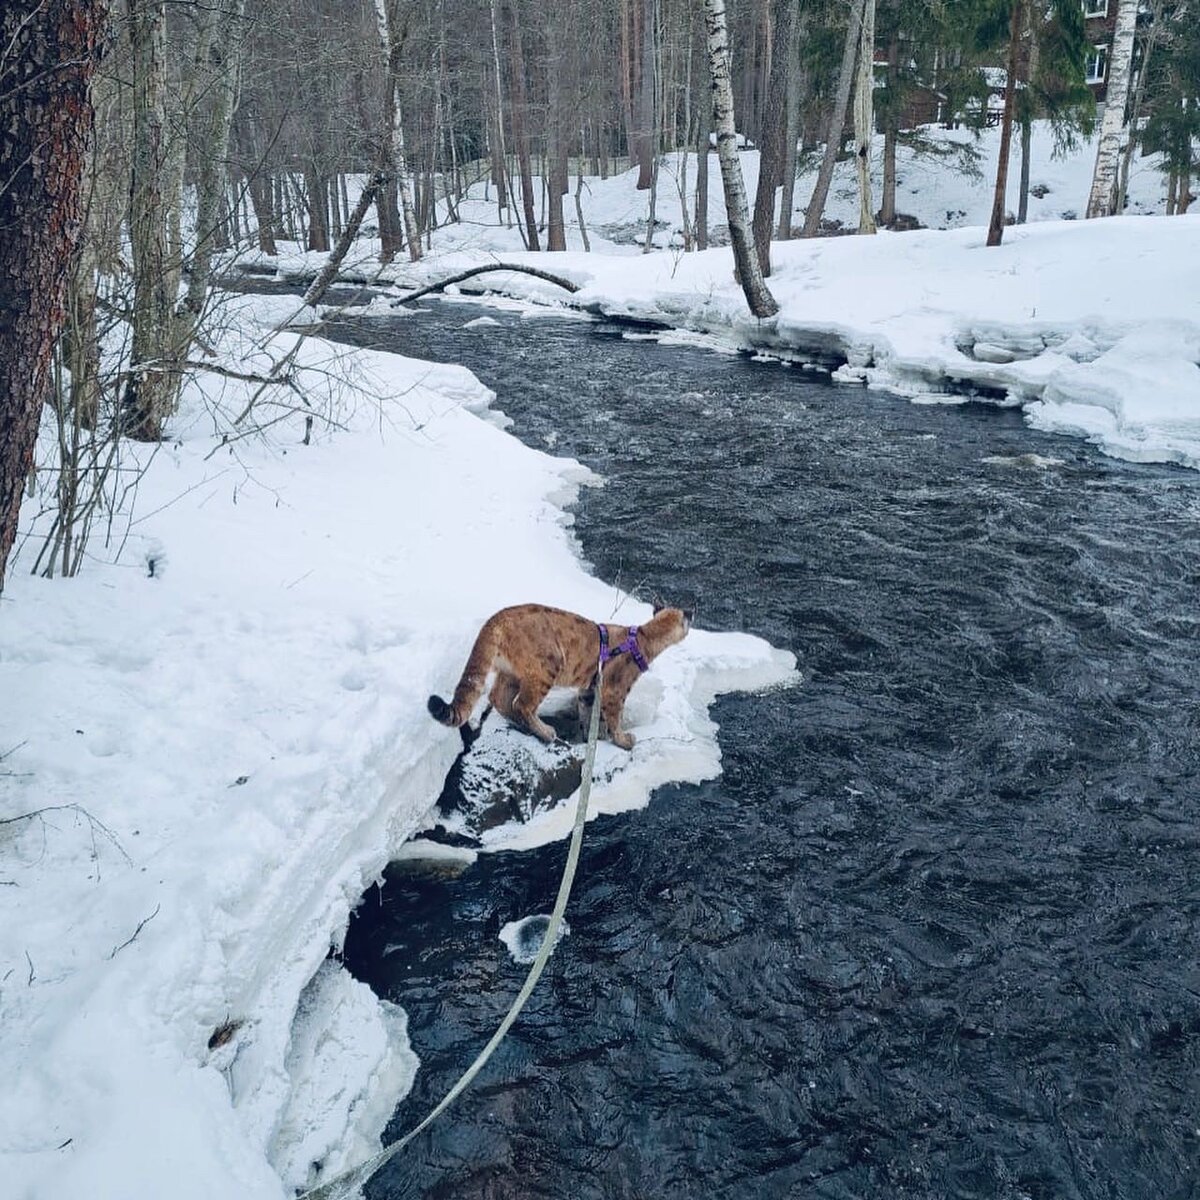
[428,603,690,750]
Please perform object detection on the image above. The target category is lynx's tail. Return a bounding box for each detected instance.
[428,620,500,728]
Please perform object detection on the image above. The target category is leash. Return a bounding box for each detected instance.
[298,659,606,1200]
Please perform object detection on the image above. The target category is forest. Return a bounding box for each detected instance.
[3,5,1200,1200]
[2,1,1199,593]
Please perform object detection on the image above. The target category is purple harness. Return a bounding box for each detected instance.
[598,623,649,673]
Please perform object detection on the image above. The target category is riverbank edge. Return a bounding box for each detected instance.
[255,212,1200,472]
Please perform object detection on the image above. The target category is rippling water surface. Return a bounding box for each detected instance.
[331,302,1200,1200]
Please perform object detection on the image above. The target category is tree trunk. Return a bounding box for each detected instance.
[802,0,864,238]
[852,0,877,233]
[488,0,510,217]
[546,25,569,251]
[304,168,330,252]
[1017,113,1032,223]
[1086,0,1140,218]
[1016,6,1039,226]
[0,0,106,592]
[702,0,778,318]
[641,0,661,252]
[303,173,385,308]
[777,6,805,239]
[986,0,1024,247]
[125,0,184,442]
[752,0,797,274]
[575,167,592,252]
[695,109,710,250]
[878,33,899,227]
[1116,0,1165,215]
[635,0,656,189]
[505,0,541,251]
[619,0,637,178]
[374,0,422,262]
[185,0,248,317]
[377,179,402,265]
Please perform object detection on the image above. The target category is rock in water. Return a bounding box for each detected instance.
[436,713,584,837]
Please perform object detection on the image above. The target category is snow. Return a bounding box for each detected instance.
[1,295,795,1198]
[499,915,569,966]
[241,122,1199,472]
[6,112,1197,1200]
[308,121,1194,474]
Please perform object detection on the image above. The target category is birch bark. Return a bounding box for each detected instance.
[701,0,778,317]
[1087,0,1140,218]
[374,0,422,261]
[852,0,877,234]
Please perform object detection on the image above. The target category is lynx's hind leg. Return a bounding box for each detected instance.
[489,672,520,722]
[511,675,558,744]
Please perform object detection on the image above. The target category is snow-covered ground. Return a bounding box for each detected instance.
[5,115,1196,1200]
[247,119,1199,471]
[0,296,795,1198]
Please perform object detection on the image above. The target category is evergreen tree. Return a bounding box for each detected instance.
[1141,2,1200,212]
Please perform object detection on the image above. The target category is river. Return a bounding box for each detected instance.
[327,299,1200,1200]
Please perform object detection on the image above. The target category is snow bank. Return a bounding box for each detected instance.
[1,296,795,1198]
[366,213,1200,473]
[240,121,1197,472]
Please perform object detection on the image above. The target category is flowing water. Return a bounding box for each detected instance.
[329,301,1200,1200]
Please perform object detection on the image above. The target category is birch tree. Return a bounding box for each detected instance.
[1116,0,1166,214]
[0,0,106,592]
[1086,0,1141,217]
[852,0,877,234]
[374,0,422,262]
[702,0,778,317]
[184,0,249,315]
[125,0,185,441]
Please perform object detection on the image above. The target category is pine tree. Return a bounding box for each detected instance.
[0,0,106,592]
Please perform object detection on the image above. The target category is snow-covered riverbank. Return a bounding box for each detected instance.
[0,296,795,1198]
[398,211,1200,471]
[245,120,1199,472]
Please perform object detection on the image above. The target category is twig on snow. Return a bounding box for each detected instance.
[108,904,161,960]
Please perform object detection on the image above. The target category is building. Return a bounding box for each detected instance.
[1082,0,1122,101]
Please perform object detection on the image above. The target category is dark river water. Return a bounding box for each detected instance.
[328,299,1200,1200]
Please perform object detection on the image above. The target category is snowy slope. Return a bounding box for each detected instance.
[0,297,795,1198]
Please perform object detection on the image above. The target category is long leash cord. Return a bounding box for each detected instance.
[299,661,606,1200]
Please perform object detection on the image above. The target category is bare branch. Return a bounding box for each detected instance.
[108,903,161,959]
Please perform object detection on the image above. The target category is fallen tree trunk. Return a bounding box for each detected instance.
[390,264,581,307]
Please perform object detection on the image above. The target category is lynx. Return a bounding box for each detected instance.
[428,603,691,750]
